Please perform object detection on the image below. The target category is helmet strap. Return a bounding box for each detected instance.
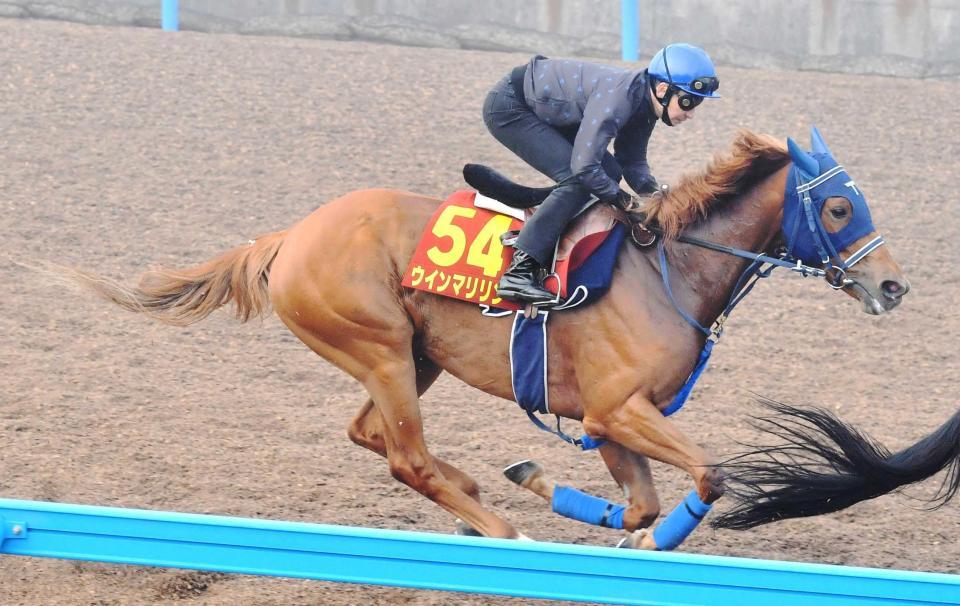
[658,85,676,127]
[657,44,678,127]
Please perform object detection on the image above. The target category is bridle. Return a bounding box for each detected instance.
[652,152,887,336]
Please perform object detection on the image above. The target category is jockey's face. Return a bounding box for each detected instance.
[652,82,697,125]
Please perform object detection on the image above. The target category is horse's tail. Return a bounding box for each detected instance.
[60,231,286,326]
[711,398,960,530]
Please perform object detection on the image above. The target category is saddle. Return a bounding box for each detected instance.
[400,165,658,313]
[462,163,658,249]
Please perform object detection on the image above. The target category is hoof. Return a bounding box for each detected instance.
[503,460,544,488]
[453,519,482,537]
[616,529,657,550]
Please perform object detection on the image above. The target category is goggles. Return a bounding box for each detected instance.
[676,76,719,110]
[677,91,704,110]
[687,76,719,95]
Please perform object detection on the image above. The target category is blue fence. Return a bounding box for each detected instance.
[160,1,642,62]
[621,0,639,62]
[1,498,957,604]
[161,0,178,31]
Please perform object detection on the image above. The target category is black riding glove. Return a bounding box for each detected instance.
[632,175,659,196]
[603,189,641,213]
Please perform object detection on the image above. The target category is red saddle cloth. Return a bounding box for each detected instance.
[402,190,617,310]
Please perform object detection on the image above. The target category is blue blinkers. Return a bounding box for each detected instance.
[782,127,882,272]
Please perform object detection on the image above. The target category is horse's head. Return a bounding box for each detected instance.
[783,127,909,314]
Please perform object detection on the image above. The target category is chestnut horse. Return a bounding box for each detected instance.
[63,129,958,550]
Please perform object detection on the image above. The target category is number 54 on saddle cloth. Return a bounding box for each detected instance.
[401,189,626,312]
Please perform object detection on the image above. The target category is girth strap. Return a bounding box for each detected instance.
[525,411,606,450]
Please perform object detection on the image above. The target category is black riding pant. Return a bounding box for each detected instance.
[482,76,622,266]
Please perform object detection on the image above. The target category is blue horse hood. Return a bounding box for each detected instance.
[782,150,878,266]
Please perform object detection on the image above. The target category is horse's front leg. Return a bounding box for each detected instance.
[598,443,660,525]
[503,443,659,538]
[584,391,725,550]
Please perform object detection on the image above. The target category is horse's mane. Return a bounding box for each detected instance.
[643,130,790,238]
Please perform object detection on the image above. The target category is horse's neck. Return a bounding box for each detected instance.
[666,165,790,328]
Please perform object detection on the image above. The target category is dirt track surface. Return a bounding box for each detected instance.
[1,18,959,606]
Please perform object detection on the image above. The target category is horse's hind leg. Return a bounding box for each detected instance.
[360,349,522,538]
[347,355,480,501]
[278,306,518,538]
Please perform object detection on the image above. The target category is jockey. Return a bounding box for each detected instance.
[483,43,721,303]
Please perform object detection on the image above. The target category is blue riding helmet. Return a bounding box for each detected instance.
[648,43,721,98]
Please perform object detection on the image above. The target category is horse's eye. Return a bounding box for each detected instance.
[830,207,848,220]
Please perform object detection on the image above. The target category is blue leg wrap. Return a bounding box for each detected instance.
[551,485,625,529]
[651,490,712,551]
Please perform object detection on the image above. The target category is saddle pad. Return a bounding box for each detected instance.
[402,190,622,310]
[403,190,522,308]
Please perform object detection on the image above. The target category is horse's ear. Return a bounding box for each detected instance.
[787,137,819,177]
[810,125,832,155]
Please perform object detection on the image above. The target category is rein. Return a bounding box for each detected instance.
[652,237,772,419]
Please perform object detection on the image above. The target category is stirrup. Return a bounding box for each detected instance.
[535,272,563,307]
[499,230,520,247]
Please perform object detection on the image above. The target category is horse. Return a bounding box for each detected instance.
[57,128,958,550]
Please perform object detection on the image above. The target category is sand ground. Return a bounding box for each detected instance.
[1,18,958,605]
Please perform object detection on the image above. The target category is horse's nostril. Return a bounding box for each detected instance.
[882,280,907,298]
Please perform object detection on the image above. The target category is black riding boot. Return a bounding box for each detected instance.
[497,250,554,303]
